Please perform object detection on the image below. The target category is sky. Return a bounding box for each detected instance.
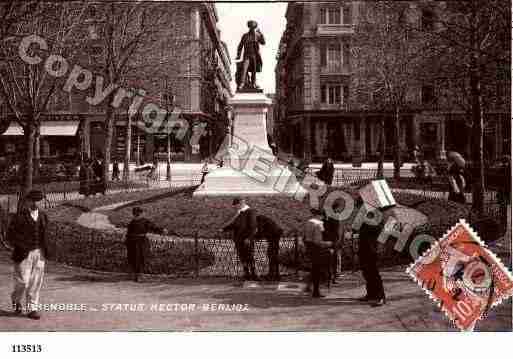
[216,2,288,94]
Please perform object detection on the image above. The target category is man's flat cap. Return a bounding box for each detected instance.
[247,20,258,29]
[26,190,44,201]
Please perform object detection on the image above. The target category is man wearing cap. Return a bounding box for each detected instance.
[304,208,332,298]
[125,206,167,282]
[354,195,387,307]
[236,20,265,90]
[222,198,258,280]
[8,190,49,319]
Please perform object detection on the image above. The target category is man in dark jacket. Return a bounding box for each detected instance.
[355,198,386,307]
[317,158,335,186]
[8,190,49,320]
[222,198,258,280]
[125,207,167,282]
[256,215,283,281]
[322,200,343,284]
[91,156,105,195]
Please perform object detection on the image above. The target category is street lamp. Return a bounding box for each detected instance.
[166,131,172,181]
[163,88,175,182]
[225,105,234,147]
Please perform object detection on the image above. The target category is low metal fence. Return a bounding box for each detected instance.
[41,221,361,278]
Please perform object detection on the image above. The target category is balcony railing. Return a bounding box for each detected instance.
[318,103,349,111]
[317,24,355,36]
[320,63,351,75]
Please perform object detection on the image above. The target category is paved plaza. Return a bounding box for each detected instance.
[0,249,511,331]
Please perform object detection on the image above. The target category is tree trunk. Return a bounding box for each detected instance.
[377,117,385,179]
[103,100,115,186]
[123,113,132,181]
[33,128,40,181]
[393,106,401,179]
[470,71,485,214]
[22,123,35,195]
[470,2,485,215]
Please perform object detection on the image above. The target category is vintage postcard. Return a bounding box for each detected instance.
[0,0,511,356]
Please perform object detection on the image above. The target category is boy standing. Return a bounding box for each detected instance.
[9,190,48,319]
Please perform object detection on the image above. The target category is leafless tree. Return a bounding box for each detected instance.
[352,2,426,179]
[423,0,510,214]
[0,2,88,193]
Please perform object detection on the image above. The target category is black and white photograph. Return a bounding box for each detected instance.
[0,0,511,356]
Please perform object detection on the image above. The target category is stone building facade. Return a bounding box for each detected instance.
[1,2,232,163]
[274,1,509,163]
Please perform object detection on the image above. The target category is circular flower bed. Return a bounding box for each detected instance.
[106,187,471,270]
[108,192,313,237]
[41,184,481,275]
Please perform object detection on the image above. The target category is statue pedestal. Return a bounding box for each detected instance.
[193,92,308,198]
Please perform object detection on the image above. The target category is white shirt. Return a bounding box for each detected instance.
[30,209,39,222]
[238,204,250,213]
[304,218,324,244]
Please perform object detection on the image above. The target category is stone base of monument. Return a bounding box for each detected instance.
[193,164,308,197]
[193,91,308,198]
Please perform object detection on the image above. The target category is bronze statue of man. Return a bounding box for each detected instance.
[236,20,265,91]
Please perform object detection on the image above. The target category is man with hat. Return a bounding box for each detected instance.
[221,198,258,280]
[8,190,49,319]
[236,20,265,90]
[303,207,333,298]
[125,206,167,282]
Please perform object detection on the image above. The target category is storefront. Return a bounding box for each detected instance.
[0,119,80,160]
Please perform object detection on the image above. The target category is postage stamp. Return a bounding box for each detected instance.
[407,219,513,331]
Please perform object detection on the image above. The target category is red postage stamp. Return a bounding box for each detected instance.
[407,219,513,331]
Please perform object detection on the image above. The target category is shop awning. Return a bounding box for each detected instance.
[2,122,23,136]
[1,120,79,136]
[40,121,79,136]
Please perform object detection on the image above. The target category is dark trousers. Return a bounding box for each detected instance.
[358,242,385,300]
[235,239,256,278]
[331,248,339,279]
[448,192,465,204]
[308,245,329,296]
[267,237,280,279]
[126,239,147,274]
[200,173,207,184]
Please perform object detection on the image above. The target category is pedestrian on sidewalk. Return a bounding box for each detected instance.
[322,200,343,284]
[354,196,387,307]
[125,207,167,282]
[8,190,49,320]
[200,159,209,184]
[112,159,120,181]
[256,214,283,281]
[221,198,258,281]
[316,157,335,186]
[304,207,332,298]
[447,152,466,204]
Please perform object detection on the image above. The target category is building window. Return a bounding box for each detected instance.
[321,42,341,69]
[320,44,327,67]
[330,86,340,104]
[343,43,350,68]
[354,119,360,141]
[86,5,97,20]
[343,85,349,105]
[421,9,435,31]
[421,85,436,105]
[321,84,343,105]
[320,8,327,24]
[329,7,341,24]
[320,6,341,24]
[342,5,352,24]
